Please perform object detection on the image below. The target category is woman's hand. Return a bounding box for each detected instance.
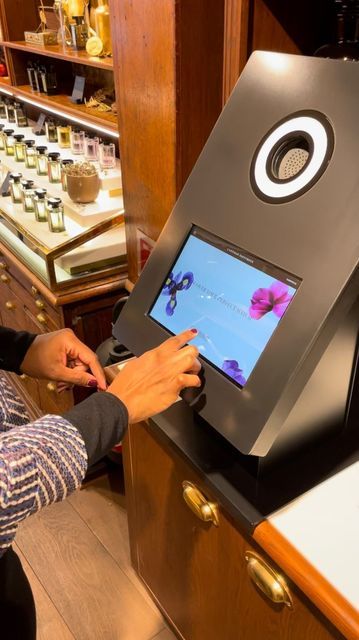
[20,328,106,390]
[107,328,201,423]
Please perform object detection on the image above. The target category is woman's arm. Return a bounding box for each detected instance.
[0,327,36,374]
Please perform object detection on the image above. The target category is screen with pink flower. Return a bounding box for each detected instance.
[148,226,301,388]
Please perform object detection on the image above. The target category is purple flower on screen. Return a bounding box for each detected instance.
[222,360,247,386]
[249,281,293,320]
[161,271,194,316]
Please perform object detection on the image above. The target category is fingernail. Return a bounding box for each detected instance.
[190,328,198,334]
[87,380,98,388]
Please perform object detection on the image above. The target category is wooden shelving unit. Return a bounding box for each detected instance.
[3,40,113,71]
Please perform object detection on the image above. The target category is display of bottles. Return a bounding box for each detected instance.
[14,134,25,162]
[71,128,85,154]
[24,140,37,169]
[57,124,71,148]
[61,159,74,191]
[48,152,62,183]
[99,141,116,169]
[33,189,48,222]
[45,120,58,143]
[21,181,35,212]
[35,146,48,176]
[4,129,15,156]
[315,0,359,60]
[47,198,66,232]
[9,173,23,204]
[94,0,112,55]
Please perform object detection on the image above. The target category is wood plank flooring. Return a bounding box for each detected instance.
[15,463,177,640]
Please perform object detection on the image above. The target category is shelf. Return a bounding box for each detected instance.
[3,40,113,71]
[0,83,118,135]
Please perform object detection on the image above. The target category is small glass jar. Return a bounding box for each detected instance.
[47,152,62,183]
[57,124,71,148]
[0,99,6,119]
[61,159,74,191]
[70,128,85,155]
[4,129,15,156]
[99,141,116,170]
[47,198,66,233]
[9,173,23,204]
[33,189,48,222]
[84,135,99,161]
[45,120,58,143]
[14,134,25,162]
[5,101,16,123]
[15,104,28,127]
[35,146,48,176]
[21,181,35,212]
[23,140,36,169]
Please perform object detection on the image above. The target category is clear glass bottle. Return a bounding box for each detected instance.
[41,64,58,96]
[0,125,5,151]
[99,141,116,170]
[84,135,99,161]
[61,159,74,191]
[5,101,16,123]
[33,188,48,222]
[70,128,85,154]
[0,98,6,119]
[35,146,48,176]
[4,129,15,156]
[9,173,23,204]
[315,0,359,60]
[48,152,62,183]
[57,124,71,148]
[14,134,25,162]
[70,16,88,50]
[45,120,58,143]
[15,104,28,127]
[27,62,37,91]
[47,198,66,232]
[21,181,35,212]
[24,140,37,168]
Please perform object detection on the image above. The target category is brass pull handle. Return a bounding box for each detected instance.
[31,285,38,297]
[245,552,293,609]
[20,373,27,380]
[0,261,8,270]
[35,299,45,309]
[47,382,57,392]
[36,312,47,325]
[0,274,10,283]
[182,481,219,526]
[5,300,16,310]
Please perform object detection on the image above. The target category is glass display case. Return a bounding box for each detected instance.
[0,115,126,291]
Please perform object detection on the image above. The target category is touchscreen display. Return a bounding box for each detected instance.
[148,227,300,388]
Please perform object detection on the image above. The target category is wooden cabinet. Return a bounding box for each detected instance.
[123,422,344,640]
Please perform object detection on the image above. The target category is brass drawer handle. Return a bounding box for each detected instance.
[35,299,45,309]
[31,285,38,297]
[182,481,219,526]
[47,382,57,392]
[245,551,293,609]
[36,312,47,325]
[5,300,16,310]
[0,274,10,284]
[0,261,8,270]
[20,374,27,380]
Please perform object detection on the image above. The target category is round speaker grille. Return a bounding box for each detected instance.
[277,148,310,180]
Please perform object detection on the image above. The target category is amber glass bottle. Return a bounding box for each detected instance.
[315,0,359,60]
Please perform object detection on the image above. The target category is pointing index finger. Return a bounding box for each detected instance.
[159,328,198,353]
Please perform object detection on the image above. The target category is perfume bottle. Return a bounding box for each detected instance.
[84,135,99,161]
[48,152,62,183]
[94,0,112,55]
[70,128,85,154]
[9,173,23,204]
[21,181,35,212]
[27,62,37,91]
[0,125,5,151]
[47,198,66,232]
[41,65,58,96]
[5,102,16,123]
[34,65,45,93]
[35,146,48,175]
[4,129,15,156]
[14,134,25,162]
[315,0,359,60]
[33,189,48,222]
[99,141,116,169]
[70,16,88,50]
[24,140,37,168]
[61,159,74,191]
[45,120,58,143]
[57,124,71,148]
[14,103,28,127]
[0,98,6,119]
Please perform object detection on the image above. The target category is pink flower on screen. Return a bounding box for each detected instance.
[249,281,293,320]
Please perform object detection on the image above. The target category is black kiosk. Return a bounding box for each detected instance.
[114,52,359,524]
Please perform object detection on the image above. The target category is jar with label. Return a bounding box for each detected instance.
[61,159,74,191]
[99,141,116,170]
[24,140,37,168]
[84,135,99,161]
[15,104,28,127]
[4,129,15,156]
[9,173,23,204]
[45,120,58,143]
[57,124,71,148]
[14,134,25,162]
[70,128,85,154]
[33,189,48,222]
[48,152,62,183]
[35,146,48,176]
[47,198,66,232]
[21,181,35,212]
[5,102,16,123]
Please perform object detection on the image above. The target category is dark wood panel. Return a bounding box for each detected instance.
[250,0,300,54]
[223,0,250,102]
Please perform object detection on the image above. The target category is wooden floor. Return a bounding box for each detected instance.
[15,462,176,640]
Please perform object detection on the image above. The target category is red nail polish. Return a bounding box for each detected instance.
[87,380,98,388]
[190,328,198,334]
